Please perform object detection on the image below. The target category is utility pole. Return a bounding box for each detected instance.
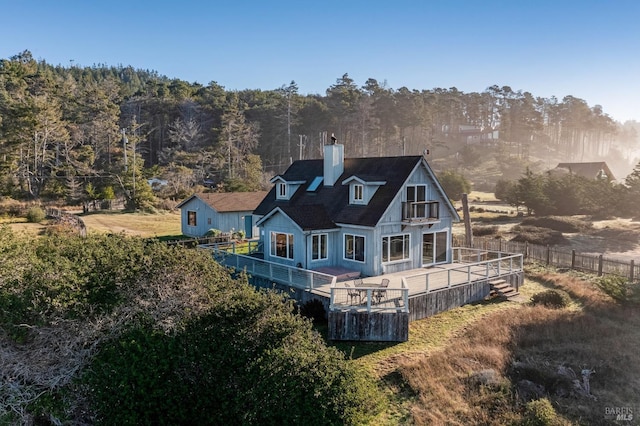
[298,134,306,160]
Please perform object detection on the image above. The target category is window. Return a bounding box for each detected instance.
[271,232,294,259]
[187,211,197,226]
[382,234,410,262]
[406,185,427,217]
[277,182,287,199]
[311,234,328,260]
[352,184,364,203]
[207,218,212,225]
[344,234,365,262]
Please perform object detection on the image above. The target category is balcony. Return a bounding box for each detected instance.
[402,201,439,224]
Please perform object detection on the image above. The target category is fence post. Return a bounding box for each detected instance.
[571,250,576,270]
[598,255,603,277]
[630,260,635,282]
[524,241,528,260]
[546,245,551,265]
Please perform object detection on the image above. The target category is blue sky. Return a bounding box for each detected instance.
[2,0,639,122]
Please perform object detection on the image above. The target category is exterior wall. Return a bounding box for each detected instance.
[374,162,456,275]
[334,226,376,276]
[259,212,305,267]
[180,197,254,237]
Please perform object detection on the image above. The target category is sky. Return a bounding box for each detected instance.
[2,0,639,122]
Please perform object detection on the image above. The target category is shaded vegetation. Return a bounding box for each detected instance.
[0,228,378,424]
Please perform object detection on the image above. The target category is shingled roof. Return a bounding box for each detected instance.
[177,191,268,212]
[552,162,616,181]
[254,156,438,230]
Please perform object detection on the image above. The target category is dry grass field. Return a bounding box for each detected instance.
[2,210,182,238]
[350,269,640,425]
[79,210,181,237]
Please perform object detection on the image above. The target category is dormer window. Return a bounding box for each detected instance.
[353,184,364,204]
[277,182,287,199]
[343,175,386,206]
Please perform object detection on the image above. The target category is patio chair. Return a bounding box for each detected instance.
[353,278,363,287]
[345,283,361,305]
[375,278,390,304]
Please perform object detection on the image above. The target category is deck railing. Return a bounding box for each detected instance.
[201,243,336,290]
[401,247,523,293]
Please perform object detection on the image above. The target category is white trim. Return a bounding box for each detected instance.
[343,233,366,263]
[311,233,328,261]
[381,233,411,264]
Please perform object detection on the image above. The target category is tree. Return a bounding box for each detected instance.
[438,170,471,201]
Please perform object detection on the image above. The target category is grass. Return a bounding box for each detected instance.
[4,210,182,238]
[340,267,640,425]
[76,210,181,237]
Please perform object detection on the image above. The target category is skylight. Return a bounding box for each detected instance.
[307,176,323,192]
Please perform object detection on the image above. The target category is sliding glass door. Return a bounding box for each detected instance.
[422,231,448,265]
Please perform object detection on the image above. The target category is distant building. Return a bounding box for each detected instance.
[550,162,616,182]
[177,192,268,238]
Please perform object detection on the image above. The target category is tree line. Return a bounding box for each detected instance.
[1,50,638,209]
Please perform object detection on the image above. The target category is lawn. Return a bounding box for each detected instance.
[3,210,182,238]
[79,210,182,237]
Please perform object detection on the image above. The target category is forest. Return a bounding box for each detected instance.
[1,49,639,210]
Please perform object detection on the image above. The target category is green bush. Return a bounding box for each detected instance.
[298,298,327,322]
[523,398,559,426]
[85,287,378,425]
[530,290,571,309]
[596,275,640,304]
[205,228,221,237]
[26,206,46,223]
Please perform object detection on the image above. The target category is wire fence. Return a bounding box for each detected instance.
[455,235,639,282]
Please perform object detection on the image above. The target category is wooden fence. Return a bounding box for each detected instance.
[457,236,639,282]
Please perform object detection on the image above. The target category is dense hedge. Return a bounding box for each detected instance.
[0,227,378,424]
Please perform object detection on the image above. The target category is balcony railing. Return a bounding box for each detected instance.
[402,201,439,223]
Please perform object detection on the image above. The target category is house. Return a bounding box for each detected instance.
[177,192,268,238]
[551,162,616,182]
[253,143,461,278]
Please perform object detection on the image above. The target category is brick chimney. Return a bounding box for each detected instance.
[323,142,344,186]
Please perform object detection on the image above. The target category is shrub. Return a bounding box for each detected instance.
[596,275,640,304]
[520,216,592,233]
[523,398,559,426]
[85,290,377,425]
[473,225,499,237]
[510,225,568,246]
[26,206,46,223]
[298,298,327,322]
[530,290,571,309]
[205,228,221,237]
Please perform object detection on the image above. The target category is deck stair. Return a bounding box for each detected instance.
[489,279,519,299]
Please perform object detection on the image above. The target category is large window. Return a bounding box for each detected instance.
[311,234,328,260]
[187,211,197,226]
[344,234,365,262]
[271,232,294,259]
[382,234,410,263]
[406,185,427,217]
